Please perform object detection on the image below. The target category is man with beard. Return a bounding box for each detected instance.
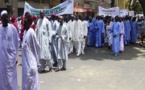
[36,10,53,72]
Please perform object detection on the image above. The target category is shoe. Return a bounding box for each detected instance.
[108,50,112,52]
[114,53,118,57]
[76,54,80,57]
[38,70,46,73]
[55,68,60,72]
[82,52,85,54]
[60,67,66,71]
[48,68,53,72]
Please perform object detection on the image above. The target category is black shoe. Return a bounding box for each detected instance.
[38,70,46,73]
[60,67,66,71]
[53,63,57,67]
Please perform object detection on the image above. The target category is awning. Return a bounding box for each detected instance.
[74,6,92,13]
[74,6,86,12]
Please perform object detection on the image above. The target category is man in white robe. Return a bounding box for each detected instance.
[81,17,88,54]
[22,12,40,90]
[0,10,19,90]
[36,10,52,72]
[55,16,68,71]
[73,16,83,56]
[64,19,69,54]
[120,18,125,52]
[67,15,75,54]
[106,20,113,51]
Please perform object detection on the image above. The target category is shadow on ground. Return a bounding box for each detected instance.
[69,43,145,61]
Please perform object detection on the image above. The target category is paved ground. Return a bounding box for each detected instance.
[17,44,145,90]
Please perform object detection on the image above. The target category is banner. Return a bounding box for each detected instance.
[24,0,74,16]
[119,9,128,17]
[98,6,119,17]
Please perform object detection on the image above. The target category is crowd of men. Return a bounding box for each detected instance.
[0,9,145,90]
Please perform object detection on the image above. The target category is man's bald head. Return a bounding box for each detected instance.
[40,10,44,19]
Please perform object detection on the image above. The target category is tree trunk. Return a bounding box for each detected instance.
[139,0,145,16]
[111,0,115,7]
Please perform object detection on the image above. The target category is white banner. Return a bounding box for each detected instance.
[129,11,134,16]
[24,0,74,16]
[136,14,144,17]
[98,6,119,17]
[119,9,128,17]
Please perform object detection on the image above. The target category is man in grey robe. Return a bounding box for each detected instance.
[55,16,68,71]
[50,15,59,67]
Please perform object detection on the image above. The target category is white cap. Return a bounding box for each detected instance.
[59,16,63,19]
[1,10,8,17]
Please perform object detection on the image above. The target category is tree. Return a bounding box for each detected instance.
[138,0,145,15]
[127,0,142,14]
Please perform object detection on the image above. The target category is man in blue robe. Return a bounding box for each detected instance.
[111,16,121,56]
[94,17,98,46]
[95,16,105,47]
[131,17,138,44]
[124,16,131,45]
[88,18,95,46]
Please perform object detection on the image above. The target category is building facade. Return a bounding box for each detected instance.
[0,0,13,15]
[116,0,126,9]
[1,0,126,16]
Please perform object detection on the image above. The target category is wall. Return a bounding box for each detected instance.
[116,0,126,9]
[18,1,50,9]
[0,0,6,8]
[74,0,84,4]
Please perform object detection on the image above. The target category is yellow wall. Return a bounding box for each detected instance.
[117,0,126,9]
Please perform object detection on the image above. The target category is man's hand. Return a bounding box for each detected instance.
[59,36,62,38]
[69,37,71,40]
[120,33,123,36]
[56,35,59,39]
[84,36,87,39]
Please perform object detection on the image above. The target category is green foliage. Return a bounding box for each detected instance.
[128,0,143,14]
